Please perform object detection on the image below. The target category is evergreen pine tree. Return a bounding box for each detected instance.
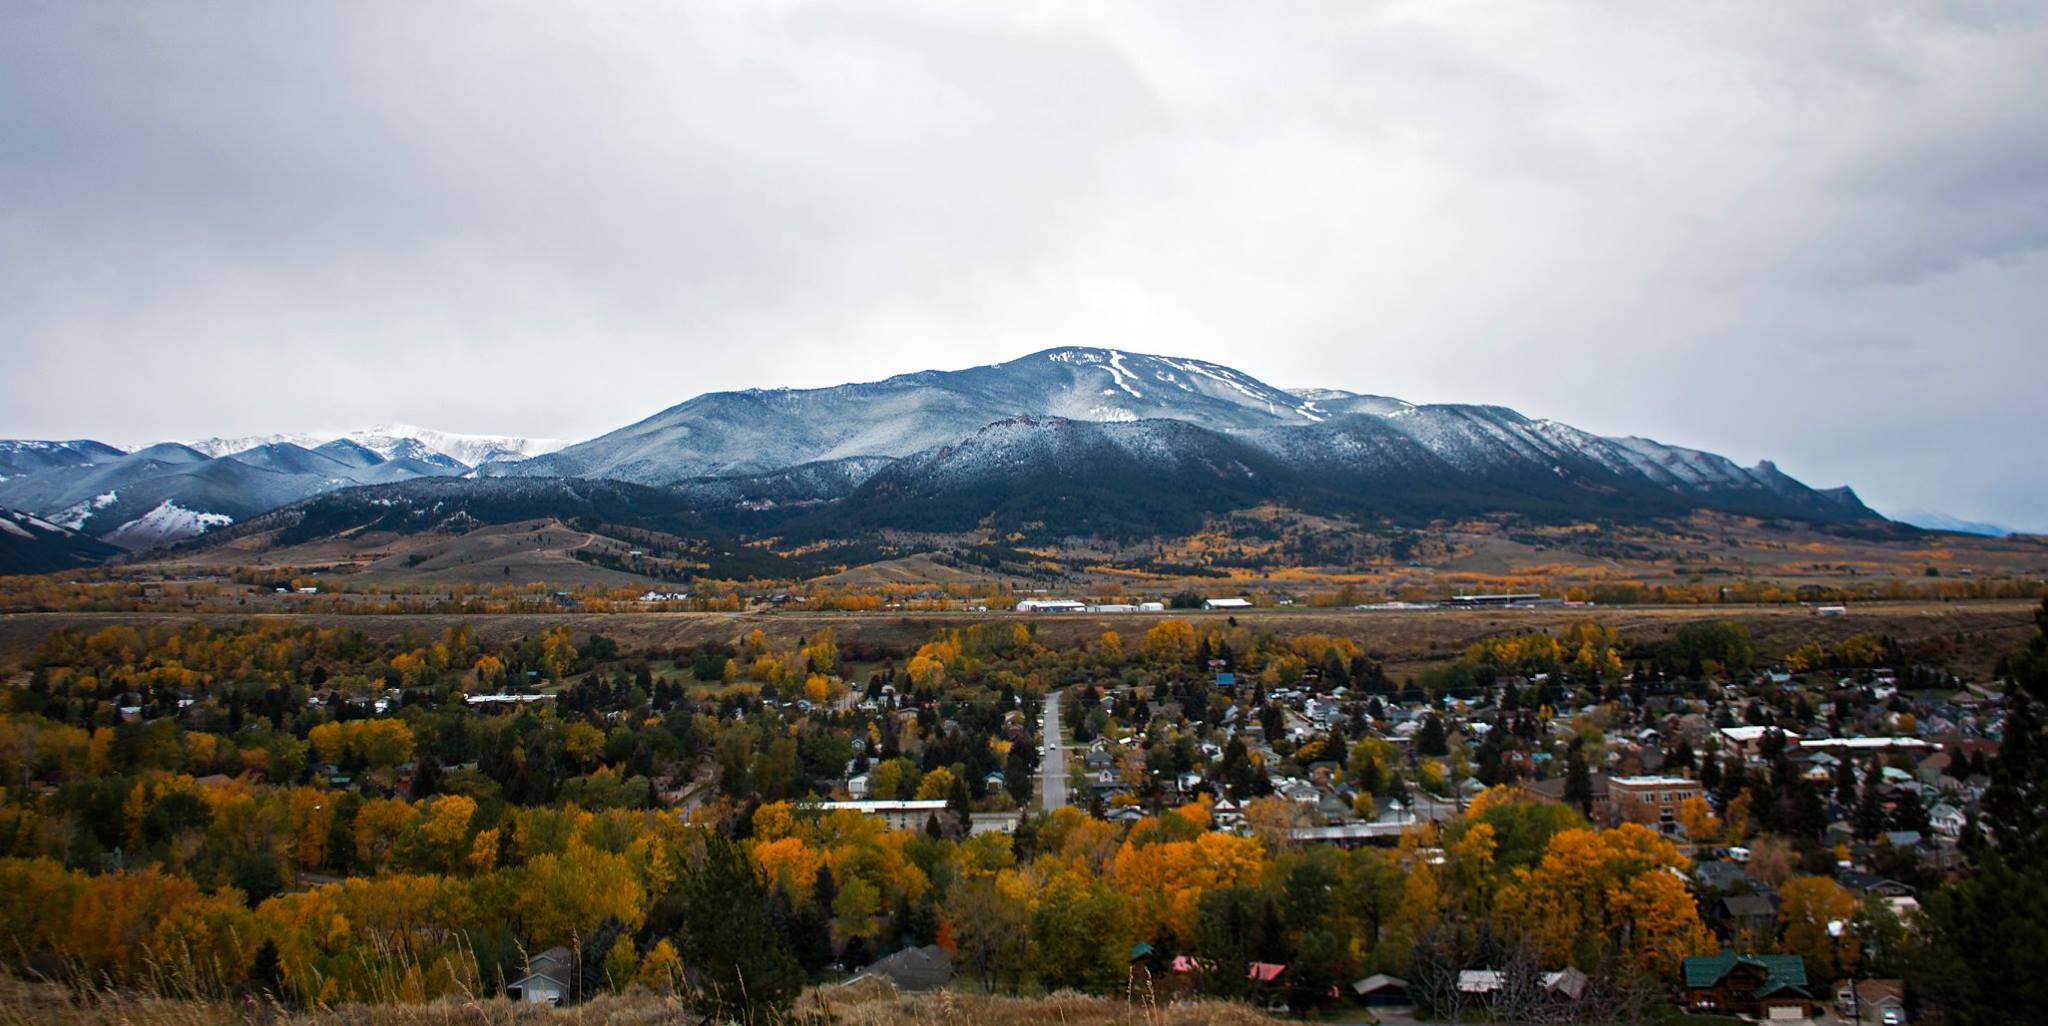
[1564,741,1594,817]
[249,938,288,1005]
[1925,598,2048,1025]
[410,756,443,798]
[678,834,803,1024]
[1418,714,1449,756]
[1854,774,1888,841]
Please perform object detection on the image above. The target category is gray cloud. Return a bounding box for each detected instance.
[2,1,2044,530]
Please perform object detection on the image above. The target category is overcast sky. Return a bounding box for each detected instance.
[2,2,2044,530]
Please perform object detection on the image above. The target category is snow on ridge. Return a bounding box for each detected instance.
[1160,356,1322,421]
[0,517,31,540]
[52,490,118,531]
[1286,387,1355,401]
[16,511,63,533]
[181,424,565,467]
[182,432,328,458]
[103,500,233,549]
[1086,406,1139,422]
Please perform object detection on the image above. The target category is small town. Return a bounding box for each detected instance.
[2,597,2033,1026]
[817,617,1989,1025]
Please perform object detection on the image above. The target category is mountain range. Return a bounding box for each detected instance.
[180,424,563,469]
[0,427,553,556]
[0,348,1897,571]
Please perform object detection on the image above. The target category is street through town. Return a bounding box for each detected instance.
[1039,690,1068,811]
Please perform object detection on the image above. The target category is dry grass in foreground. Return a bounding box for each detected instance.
[0,976,1296,1026]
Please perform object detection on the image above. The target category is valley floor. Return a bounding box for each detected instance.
[1,598,2035,679]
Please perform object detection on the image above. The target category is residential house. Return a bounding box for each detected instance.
[1351,973,1412,1007]
[1838,979,1908,1025]
[1212,797,1245,831]
[1693,860,1762,896]
[1717,894,1779,943]
[1682,952,1815,1018]
[1456,969,1506,998]
[1453,968,1589,1007]
[1927,802,1967,838]
[850,944,954,991]
[508,946,574,1005]
[1837,872,1914,901]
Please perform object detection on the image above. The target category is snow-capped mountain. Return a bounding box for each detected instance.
[0,440,466,550]
[493,346,1873,526]
[0,439,125,482]
[181,424,564,469]
[0,424,549,555]
[502,347,1333,484]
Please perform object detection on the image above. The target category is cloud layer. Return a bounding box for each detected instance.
[2,1,2044,529]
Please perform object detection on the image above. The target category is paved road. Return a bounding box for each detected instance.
[1039,690,1069,811]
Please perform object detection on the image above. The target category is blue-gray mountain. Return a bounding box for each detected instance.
[504,348,1329,482]
[0,507,122,574]
[0,426,562,562]
[0,440,125,481]
[0,348,1896,570]
[0,438,471,553]
[504,347,1877,529]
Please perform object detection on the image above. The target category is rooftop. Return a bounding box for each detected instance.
[1683,951,1810,997]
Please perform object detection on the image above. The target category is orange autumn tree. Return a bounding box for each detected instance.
[753,835,827,897]
[1778,875,1861,982]
[1380,826,1449,971]
[1109,826,1269,940]
[1676,795,1722,842]
[1493,822,1714,974]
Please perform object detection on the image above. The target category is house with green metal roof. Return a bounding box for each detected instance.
[1682,951,1816,1018]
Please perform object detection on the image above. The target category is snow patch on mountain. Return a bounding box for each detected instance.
[1286,387,1355,402]
[1104,350,1144,398]
[53,490,118,530]
[103,500,234,549]
[1164,357,1322,421]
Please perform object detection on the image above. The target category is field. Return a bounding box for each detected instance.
[1,598,2034,680]
[118,510,2048,598]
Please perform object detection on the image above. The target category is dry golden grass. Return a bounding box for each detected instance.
[799,984,1285,1026]
[0,977,1294,1026]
